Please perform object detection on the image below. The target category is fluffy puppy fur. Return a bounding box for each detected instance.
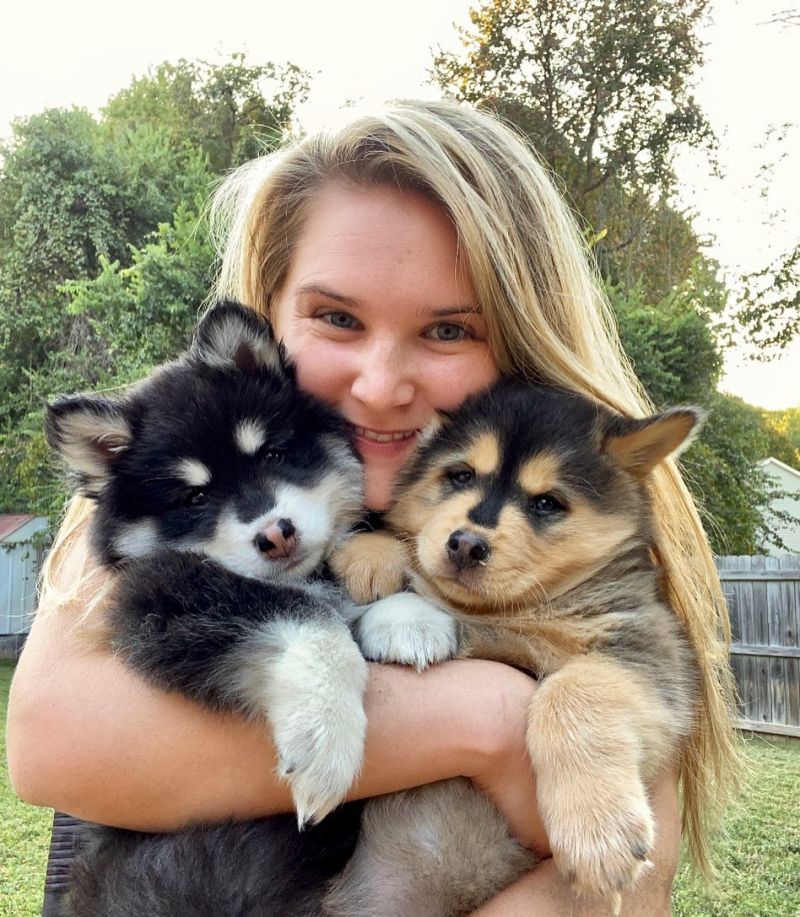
[334,378,701,913]
[47,302,370,917]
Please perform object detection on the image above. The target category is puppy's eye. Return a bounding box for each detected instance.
[531,494,565,516]
[262,448,285,463]
[184,490,208,508]
[447,466,475,489]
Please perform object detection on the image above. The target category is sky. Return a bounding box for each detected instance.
[1,0,797,409]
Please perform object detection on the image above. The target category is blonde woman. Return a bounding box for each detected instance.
[7,100,737,915]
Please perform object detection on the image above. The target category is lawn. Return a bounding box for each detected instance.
[1,662,52,917]
[1,658,798,915]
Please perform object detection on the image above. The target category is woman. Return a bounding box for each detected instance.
[7,100,737,915]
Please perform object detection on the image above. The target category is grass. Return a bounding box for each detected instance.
[1,662,52,917]
[673,733,800,916]
[1,658,798,915]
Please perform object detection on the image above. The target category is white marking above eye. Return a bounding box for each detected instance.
[235,419,267,455]
[175,457,212,487]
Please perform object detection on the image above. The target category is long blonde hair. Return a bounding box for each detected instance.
[44,98,737,873]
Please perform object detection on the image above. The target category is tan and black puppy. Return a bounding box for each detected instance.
[335,378,701,910]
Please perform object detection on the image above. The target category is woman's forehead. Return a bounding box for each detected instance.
[284,182,476,299]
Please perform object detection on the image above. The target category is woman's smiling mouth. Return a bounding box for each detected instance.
[351,425,418,443]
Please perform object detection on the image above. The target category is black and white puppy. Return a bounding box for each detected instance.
[47,302,370,916]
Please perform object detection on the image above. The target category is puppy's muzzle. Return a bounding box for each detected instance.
[446,530,490,570]
[255,518,297,559]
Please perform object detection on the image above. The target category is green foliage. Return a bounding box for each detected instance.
[103,55,309,171]
[433,0,715,300]
[682,394,794,555]
[763,408,800,466]
[0,54,308,518]
[434,0,713,193]
[609,275,795,554]
[609,275,723,405]
[735,244,800,352]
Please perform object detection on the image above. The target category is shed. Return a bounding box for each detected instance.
[759,457,800,554]
[0,514,49,658]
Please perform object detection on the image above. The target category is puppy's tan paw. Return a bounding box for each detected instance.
[330,532,409,604]
[544,777,654,901]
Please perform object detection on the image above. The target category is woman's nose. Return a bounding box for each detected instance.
[349,341,415,411]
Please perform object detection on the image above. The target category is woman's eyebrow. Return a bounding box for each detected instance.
[295,283,360,307]
[428,305,484,318]
[295,283,482,317]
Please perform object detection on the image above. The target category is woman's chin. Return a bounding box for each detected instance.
[362,464,402,513]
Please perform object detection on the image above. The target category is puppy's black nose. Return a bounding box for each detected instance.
[447,530,490,569]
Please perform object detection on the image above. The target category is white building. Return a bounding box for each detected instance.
[0,514,48,658]
[759,457,800,554]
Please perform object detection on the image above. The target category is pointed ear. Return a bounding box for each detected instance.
[45,395,132,496]
[192,301,288,375]
[603,407,705,478]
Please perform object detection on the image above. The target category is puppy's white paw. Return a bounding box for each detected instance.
[262,621,368,827]
[357,593,458,672]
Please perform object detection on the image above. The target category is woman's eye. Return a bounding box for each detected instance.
[321,311,359,330]
[447,467,475,488]
[531,494,565,516]
[426,322,472,343]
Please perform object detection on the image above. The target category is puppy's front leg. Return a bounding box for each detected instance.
[355,593,459,672]
[229,616,368,828]
[527,653,674,904]
[330,531,410,603]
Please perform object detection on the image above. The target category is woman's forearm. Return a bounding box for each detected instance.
[7,601,543,838]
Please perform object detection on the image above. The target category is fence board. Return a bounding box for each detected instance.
[718,554,800,737]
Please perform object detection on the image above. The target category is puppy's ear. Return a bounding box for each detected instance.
[192,301,290,376]
[45,395,133,497]
[603,407,705,478]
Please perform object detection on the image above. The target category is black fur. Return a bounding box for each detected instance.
[47,303,369,917]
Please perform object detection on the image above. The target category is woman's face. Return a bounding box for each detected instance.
[271,181,500,511]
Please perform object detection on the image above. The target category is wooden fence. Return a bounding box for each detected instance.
[718,555,800,737]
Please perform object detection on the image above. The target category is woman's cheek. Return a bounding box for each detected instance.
[423,350,499,411]
[290,339,350,409]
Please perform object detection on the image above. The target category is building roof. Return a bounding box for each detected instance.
[759,456,800,480]
[0,514,36,541]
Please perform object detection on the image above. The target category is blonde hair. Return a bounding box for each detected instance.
[43,99,737,874]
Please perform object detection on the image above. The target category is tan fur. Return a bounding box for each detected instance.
[324,779,534,917]
[605,411,698,478]
[467,433,501,475]
[343,413,697,908]
[329,532,410,604]
[526,654,674,897]
[386,470,439,536]
[516,451,561,495]
[411,495,637,611]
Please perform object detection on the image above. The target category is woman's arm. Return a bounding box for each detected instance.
[7,531,546,848]
[472,768,681,917]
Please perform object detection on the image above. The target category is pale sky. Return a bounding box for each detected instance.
[1,0,797,409]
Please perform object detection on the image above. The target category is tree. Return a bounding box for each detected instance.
[734,244,800,351]
[432,0,715,300]
[0,54,309,516]
[763,407,800,466]
[609,274,796,554]
[103,55,310,172]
